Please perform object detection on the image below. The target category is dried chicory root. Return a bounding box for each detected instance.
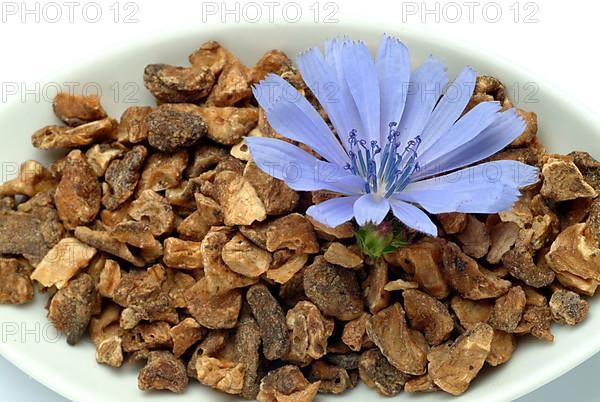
[0,39,598,402]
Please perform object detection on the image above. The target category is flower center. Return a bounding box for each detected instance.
[345,122,421,198]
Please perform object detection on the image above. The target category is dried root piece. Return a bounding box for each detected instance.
[403,289,454,346]
[267,253,308,285]
[359,349,409,397]
[55,150,101,229]
[362,259,390,314]
[195,353,245,395]
[455,215,491,258]
[514,305,554,342]
[428,323,494,396]
[546,223,600,282]
[189,41,232,75]
[549,289,589,325]
[244,161,299,216]
[102,145,148,210]
[214,170,266,226]
[324,242,363,269]
[366,303,428,376]
[488,286,527,332]
[170,318,205,357]
[308,360,356,394]
[48,273,97,345]
[129,190,176,236]
[503,247,555,288]
[541,156,597,201]
[74,227,145,267]
[144,63,215,103]
[285,301,334,365]
[52,92,107,126]
[487,330,516,367]
[257,365,320,402]
[137,150,188,194]
[222,233,272,277]
[184,277,241,329]
[145,108,207,152]
[266,214,320,254]
[96,334,124,368]
[304,256,364,321]
[247,284,290,361]
[31,237,97,289]
[115,106,152,143]
[207,62,252,107]
[0,160,55,197]
[138,351,188,393]
[442,242,511,300]
[233,312,262,399]
[341,313,371,352]
[32,118,116,150]
[197,106,258,145]
[450,296,493,330]
[0,258,34,305]
[163,237,203,270]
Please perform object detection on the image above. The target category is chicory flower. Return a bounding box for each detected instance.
[246,35,539,236]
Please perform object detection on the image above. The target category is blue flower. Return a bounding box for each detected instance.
[246,35,539,236]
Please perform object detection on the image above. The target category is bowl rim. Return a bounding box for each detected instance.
[1,18,599,402]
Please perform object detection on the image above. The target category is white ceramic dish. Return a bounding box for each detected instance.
[1,21,599,402]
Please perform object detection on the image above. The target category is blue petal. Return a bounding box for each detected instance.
[396,57,448,146]
[246,137,365,194]
[397,160,540,214]
[252,74,349,167]
[353,194,390,226]
[419,66,477,153]
[417,101,501,164]
[413,109,526,180]
[340,40,381,145]
[376,35,410,144]
[307,195,360,228]
[297,47,363,151]
[389,199,438,236]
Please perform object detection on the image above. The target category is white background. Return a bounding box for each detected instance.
[0,0,599,401]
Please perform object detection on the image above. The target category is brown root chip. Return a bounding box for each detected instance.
[455,215,491,258]
[144,64,215,103]
[123,321,173,352]
[437,212,467,235]
[137,150,188,194]
[546,223,600,282]
[145,108,207,152]
[53,93,107,127]
[324,242,363,269]
[285,301,334,365]
[385,238,449,299]
[55,150,101,229]
[233,312,262,399]
[74,226,145,267]
[549,289,589,325]
[304,256,364,321]
[0,258,34,305]
[541,156,597,201]
[487,330,516,367]
[202,230,257,294]
[487,221,520,264]
[503,247,555,288]
[85,144,126,177]
[244,161,299,216]
[341,313,371,352]
[257,365,320,402]
[207,63,252,107]
[428,323,494,396]
[129,190,176,236]
[404,374,436,393]
[450,296,493,330]
[138,351,188,393]
[489,286,527,332]
[308,360,356,394]
[195,354,245,395]
[32,118,116,150]
[102,145,148,210]
[48,273,97,345]
[170,318,205,357]
[214,170,266,226]
[96,335,124,368]
[247,284,290,361]
[511,109,538,147]
[404,289,454,346]
[307,216,354,240]
[186,143,229,178]
[163,237,203,270]
[362,259,390,314]
[266,253,308,285]
[184,277,241,329]
[515,305,554,342]
[266,214,319,254]
[31,237,97,289]
[249,49,302,85]
[442,242,511,300]
[222,233,272,277]
[359,348,409,397]
[98,259,121,298]
[196,106,258,145]
[115,106,153,143]
[189,41,232,75]
[366,303,428,376]
[0,160,55,197]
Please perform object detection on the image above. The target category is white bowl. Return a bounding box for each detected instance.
[1,21,599,402]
